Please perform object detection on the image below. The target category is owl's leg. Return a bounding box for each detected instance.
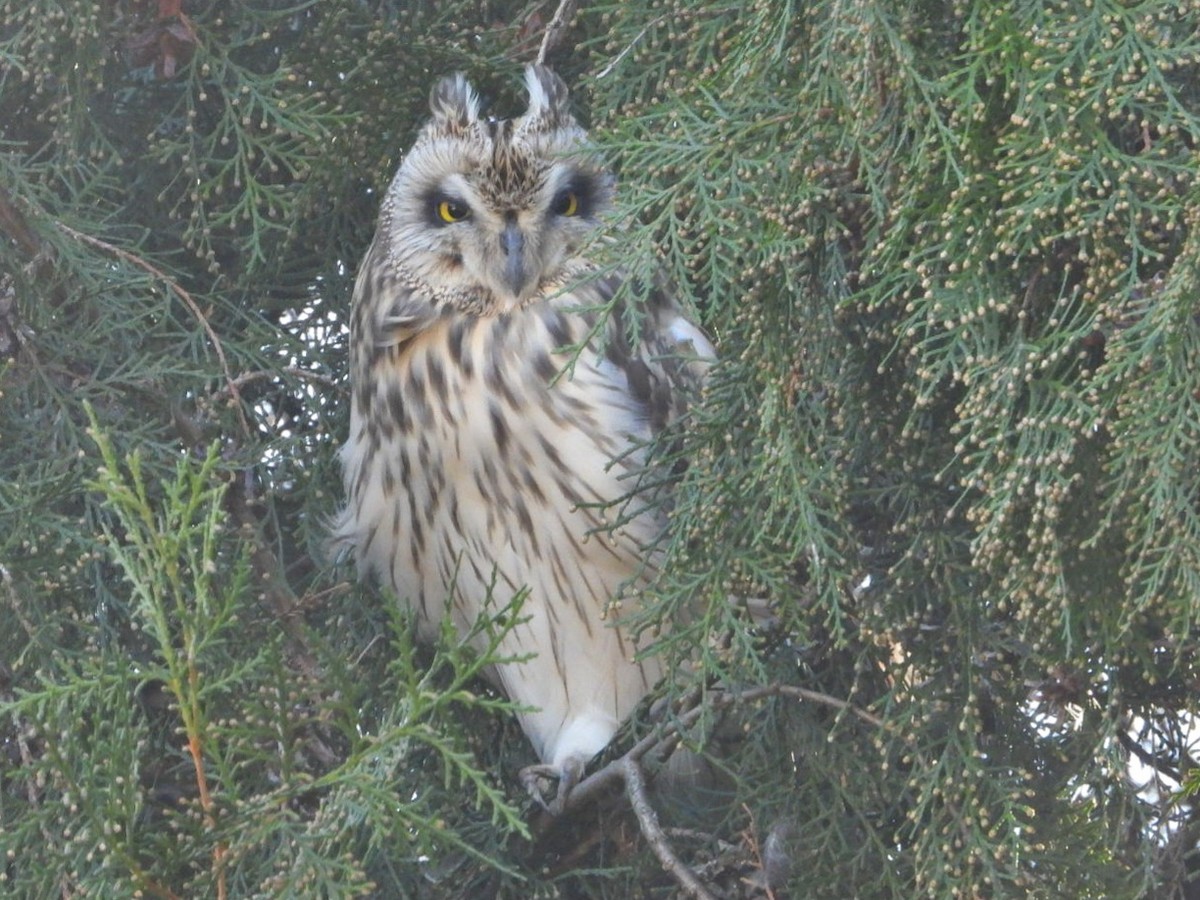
[519,755,586,815]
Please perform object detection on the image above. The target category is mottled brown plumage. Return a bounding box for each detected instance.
[334,66,713,801]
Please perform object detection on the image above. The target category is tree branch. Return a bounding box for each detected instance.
[527,680,889,894]
[595,14,667,79]
[556,680,887,815]
[1117,723,1183,785]
[536,0,579,65]
[212,366,345,399]
[54,223,253,439]
[621,757,717,900]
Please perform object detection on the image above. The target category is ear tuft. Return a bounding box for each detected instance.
[429,73,480,128]
[524,65,570,124]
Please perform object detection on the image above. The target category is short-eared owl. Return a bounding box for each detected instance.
[335,66,713,803]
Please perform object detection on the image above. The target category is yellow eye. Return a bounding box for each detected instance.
[436,198,469,224]
[554,190,579,217]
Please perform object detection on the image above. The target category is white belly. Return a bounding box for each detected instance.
[340,310,666,767]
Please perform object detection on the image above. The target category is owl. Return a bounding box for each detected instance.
[334,66,714,807]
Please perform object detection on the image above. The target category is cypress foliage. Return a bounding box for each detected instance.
[2,1,1199,896]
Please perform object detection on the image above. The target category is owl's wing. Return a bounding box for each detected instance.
[594,272,715,438]
[351,234,442,358]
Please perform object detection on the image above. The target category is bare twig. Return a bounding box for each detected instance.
[182,658,228,900]
[55,223,253,439]
[352,632,385,667]
[621,757,717,900]
[537,0,579,65]
[1117,724,1183,785]
[775,683,886,729]
[558,681,887,814]
[527,680,889,895]
[212,366,346,400]
[595,14,666,79]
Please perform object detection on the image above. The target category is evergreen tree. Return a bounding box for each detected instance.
[3,1,1199,896]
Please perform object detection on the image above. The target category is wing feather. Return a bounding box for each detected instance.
[587,271,714,438]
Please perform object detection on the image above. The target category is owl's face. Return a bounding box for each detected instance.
[377,67,613,315]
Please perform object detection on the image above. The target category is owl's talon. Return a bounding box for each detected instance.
[520,756,585,815]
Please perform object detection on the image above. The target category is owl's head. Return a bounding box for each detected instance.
[377,66,613,315]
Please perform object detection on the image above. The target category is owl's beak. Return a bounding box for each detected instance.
[500,220,530,298]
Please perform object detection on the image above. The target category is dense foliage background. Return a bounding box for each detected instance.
[3,1,1200,896]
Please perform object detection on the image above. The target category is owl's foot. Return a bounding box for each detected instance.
[519,756,585,815]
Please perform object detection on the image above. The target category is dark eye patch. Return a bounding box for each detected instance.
[551,172,598,219]
[426,190,471,226]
